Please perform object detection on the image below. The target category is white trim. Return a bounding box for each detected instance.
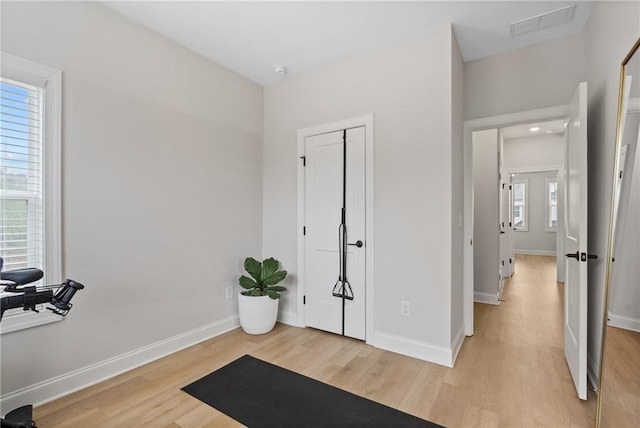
[514,249,557,256]
[0,310,61,335]
[44,64,63,285]
[277,310,302,327]
[464,104,568,336]
[0,316,240,412]
[296,115,375,346]
[1,52,62,285]
[607,312,640,333]
[474,291,500,305]
[374,331,456,368]
[505,165,562,174]
[0,54,62,335]
[451,324,466,366]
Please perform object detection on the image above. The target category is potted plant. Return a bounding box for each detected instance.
[238,257,287,334]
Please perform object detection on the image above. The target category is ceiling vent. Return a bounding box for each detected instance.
[510,4,576,37]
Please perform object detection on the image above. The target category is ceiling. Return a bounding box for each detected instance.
[102,1,593,86]
[502,119,566,140]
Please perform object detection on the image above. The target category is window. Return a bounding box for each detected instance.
[546,179,558,231]
[512,179,527,231]
[1,53,61,334]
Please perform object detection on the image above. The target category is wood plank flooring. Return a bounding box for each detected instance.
[598,325,640,427]
[34,255,596,427]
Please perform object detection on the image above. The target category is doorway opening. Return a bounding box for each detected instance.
[469,119,565,307]
[464,82,590,400]
[463,104,569,335]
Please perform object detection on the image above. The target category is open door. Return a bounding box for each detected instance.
[563,81,589,400]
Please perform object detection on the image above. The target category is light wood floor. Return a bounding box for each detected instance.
[34,255,596,427]
[598,325,640,427]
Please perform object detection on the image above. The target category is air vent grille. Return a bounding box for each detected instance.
[510,4,576,37]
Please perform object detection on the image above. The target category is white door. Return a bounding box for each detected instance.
[563,81,588,400]
[499,177,512,282]
[304,127,366,340]
[507,176,515,277]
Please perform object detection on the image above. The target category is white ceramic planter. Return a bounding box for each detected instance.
[238,292,279,335]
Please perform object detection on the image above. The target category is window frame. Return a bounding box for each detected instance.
[546,178,558,232]
[1,53,62,334]
[512,179,528,232]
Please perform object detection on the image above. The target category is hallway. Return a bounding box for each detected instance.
[452,254,596,426]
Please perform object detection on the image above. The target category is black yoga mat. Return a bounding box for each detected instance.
[182,354,442,427]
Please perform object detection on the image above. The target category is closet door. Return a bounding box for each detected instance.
[304,127,366,340]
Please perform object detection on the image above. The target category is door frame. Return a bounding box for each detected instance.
[297,114,375,344]
[463,105,568,336]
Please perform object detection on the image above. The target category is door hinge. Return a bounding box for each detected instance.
[300,156,306,166]
[303,226,306,236]
[502,260,505,266]
[502,183,505,189]
[303,295,306,304]
[509,185,512,190]
[619,170,623,179]
[509,258,512,264]
[509,222,512,227]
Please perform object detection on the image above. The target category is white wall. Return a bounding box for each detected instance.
[503,134,564,255]
[1,1,263,405]
[472,129,499,303]
[583,0,640,385]
[503,134,564,170]
[609,114,640,329]
[263,26,463,364]
[511,171,558,254]
[464,33,585,120]
[450,32,465,347]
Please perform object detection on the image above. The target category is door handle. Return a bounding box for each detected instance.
[565,251,580,260]
[500,231,505,234]
[565,251,598,261]
[347,240,364,248]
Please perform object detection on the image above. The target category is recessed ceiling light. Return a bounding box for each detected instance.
[529,126,540,132]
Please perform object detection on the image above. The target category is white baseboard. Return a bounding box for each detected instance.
[374,331,455,368]
[514,249,556,256]
[608,312,640,333]
[474,291,500,305]
[0,315,240,413]
[451,324,466,366]
[277,310,302,327]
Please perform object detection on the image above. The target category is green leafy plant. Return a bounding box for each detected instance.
[239,257,287,299]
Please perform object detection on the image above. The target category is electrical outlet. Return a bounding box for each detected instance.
[226,286,234,300]
[400,300,410,317]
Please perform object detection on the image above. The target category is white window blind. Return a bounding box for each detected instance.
[1,77,44,282]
